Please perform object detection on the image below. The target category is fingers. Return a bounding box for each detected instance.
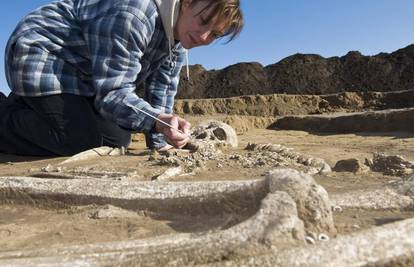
[158,144,173,152]
[166,116,188,140]
[178,117,191,135]
[155,114,191,149]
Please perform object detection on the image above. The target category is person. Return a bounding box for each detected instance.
[0,0,243,156]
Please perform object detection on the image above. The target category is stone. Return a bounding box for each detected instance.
[333,158,369,173]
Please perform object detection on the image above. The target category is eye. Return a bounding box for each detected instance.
[200,16,208,25]
[211,31,222,39]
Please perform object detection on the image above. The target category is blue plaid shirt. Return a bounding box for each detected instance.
[4,0,186,149]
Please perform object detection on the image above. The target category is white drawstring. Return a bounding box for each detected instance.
[186,50,190,80]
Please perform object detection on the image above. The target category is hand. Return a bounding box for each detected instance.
[155,114,191,149]
[158,144,173,152]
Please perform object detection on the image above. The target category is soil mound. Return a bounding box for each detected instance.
[178,44,414,99]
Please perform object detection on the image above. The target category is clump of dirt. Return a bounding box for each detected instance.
[367,153,414,176]
[178,44,414,99]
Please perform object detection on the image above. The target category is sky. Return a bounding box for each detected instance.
[1,0,414,95]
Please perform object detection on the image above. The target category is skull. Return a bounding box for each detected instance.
[191,120,238,148]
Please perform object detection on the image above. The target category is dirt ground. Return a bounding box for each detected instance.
[1,123,413,252]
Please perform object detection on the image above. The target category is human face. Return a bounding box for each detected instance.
[174,0,227,49]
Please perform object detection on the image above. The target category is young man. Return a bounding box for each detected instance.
[0,0,243,156]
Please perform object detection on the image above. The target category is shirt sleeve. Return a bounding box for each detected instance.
[82,10,160,133]
[143,46,186,149]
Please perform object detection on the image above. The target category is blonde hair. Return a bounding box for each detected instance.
[191,0,244,42]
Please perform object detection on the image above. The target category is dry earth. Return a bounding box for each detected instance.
[0,90,414,266]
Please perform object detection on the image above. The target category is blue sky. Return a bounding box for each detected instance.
[1,0,414,95]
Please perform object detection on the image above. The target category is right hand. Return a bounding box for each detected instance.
[155,114,191,149]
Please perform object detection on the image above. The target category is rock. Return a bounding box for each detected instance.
[267,168,336,236]
[333,158,369,173]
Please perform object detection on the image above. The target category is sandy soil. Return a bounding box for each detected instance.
[1,125,414,251]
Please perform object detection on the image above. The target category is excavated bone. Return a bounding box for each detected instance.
[208,217,414,267]
[335,188,413,210]
[331,187,413,210]
[155,166,183,182]
[246,143,331,174]
[191,120,238,148]
[32,169,140,181]
[393,174,414,196]
[0,169,338,266]
[331,174,414,210]
[0,175,306,266]
[267,168,336,236]
[59,146,125,165]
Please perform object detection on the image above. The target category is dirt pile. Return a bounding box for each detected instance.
[178,44,414,99]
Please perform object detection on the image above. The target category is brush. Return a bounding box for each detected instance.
[125,102,189,136]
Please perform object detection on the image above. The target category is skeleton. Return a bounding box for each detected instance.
[190,120,238,148]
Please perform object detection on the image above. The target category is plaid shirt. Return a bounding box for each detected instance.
[5,0,186,148]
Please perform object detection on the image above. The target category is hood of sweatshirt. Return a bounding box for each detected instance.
[153,0,180,46]
[153,0,190,79]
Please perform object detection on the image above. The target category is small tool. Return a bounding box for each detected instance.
[125,102,188,136]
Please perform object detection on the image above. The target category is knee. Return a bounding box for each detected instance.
[108,130,131,148]
[58,130,102,156]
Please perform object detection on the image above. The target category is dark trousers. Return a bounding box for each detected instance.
[0,93,131,156]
